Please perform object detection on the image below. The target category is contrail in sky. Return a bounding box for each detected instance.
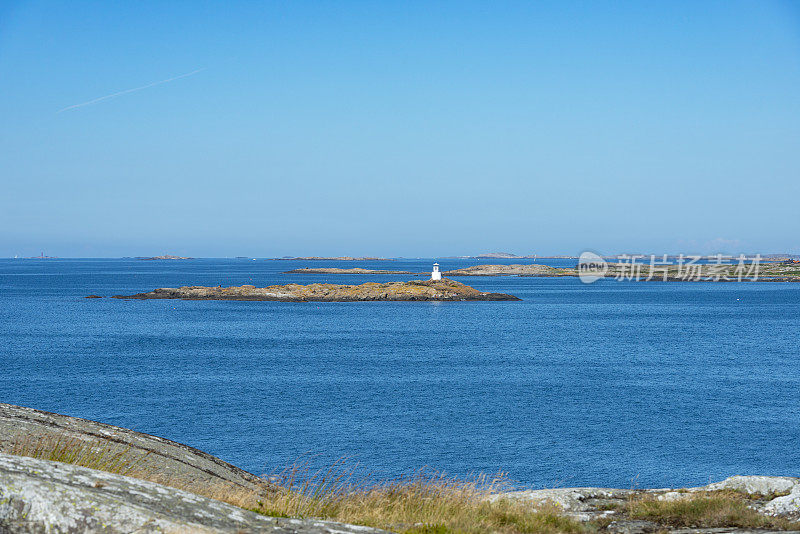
[57,68,206,113]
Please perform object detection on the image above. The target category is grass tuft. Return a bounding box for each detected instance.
[10,434,150,476]
[623,491,800,530]
[240,458,584,534]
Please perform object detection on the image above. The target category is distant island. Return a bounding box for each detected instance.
[137,255,194,260]
[16,253,58,259]
[474,252,538,259]
[444,262,800,281]
[111,279,519,302]
[284,267,415,274]
[271,256,392,261]
[440,252,578,259]
[444,264,565,276]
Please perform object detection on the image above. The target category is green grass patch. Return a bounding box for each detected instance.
[623,491,799,530]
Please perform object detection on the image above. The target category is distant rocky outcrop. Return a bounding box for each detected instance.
[284,268,415,274]
[138,255,194,260]
[111,279,520,302]
[443,264,564,277]
[475,252,537,259]
[0,453,391,534]
[272,257,391,261]
[443,262,800,282]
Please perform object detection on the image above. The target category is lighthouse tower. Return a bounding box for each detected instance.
[431,262,442,281]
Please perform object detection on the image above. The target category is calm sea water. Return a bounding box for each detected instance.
[1,258,798,489]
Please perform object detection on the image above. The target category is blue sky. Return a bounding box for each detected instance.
[1,1,798,257]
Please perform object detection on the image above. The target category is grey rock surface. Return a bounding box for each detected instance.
[666,530,800,534]
[494,476,800,531]
[700,476,800,496]
[491,487,634,521]
[763,485,800,518]
[0,453,392,534]
[0,403,264,492]
[605,520,661,533]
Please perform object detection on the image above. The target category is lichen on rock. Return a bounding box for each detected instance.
[0,453,392,534]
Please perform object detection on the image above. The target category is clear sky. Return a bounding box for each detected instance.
[1,1,798,257]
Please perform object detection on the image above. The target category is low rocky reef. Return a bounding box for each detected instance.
[111,279,520,302]
[284,267,415,274]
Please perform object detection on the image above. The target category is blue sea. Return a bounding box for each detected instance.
[2,258,798,489]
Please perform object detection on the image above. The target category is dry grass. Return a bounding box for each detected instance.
[10,434,151,476]
[622,490,800,530]
[13,437,800,533]
[238,459,585,534]
[8,439,585,533]
[145,457,585,533]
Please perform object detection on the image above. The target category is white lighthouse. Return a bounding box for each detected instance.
[431,262,442,281]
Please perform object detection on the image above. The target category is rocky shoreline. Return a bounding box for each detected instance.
[110,279,520,302]
[496,479,800,530]
[2,403,799,533]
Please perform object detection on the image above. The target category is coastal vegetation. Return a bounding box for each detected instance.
[6,438,581,533]
[4,405,800,533]
[11,434,148,476]
[617,490,800,530]
[8,435,800,533]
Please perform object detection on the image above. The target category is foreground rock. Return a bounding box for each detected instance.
[284,267,415,274]
[111,279,520,302]
[0,403,264,493]
[0,453,390,534]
